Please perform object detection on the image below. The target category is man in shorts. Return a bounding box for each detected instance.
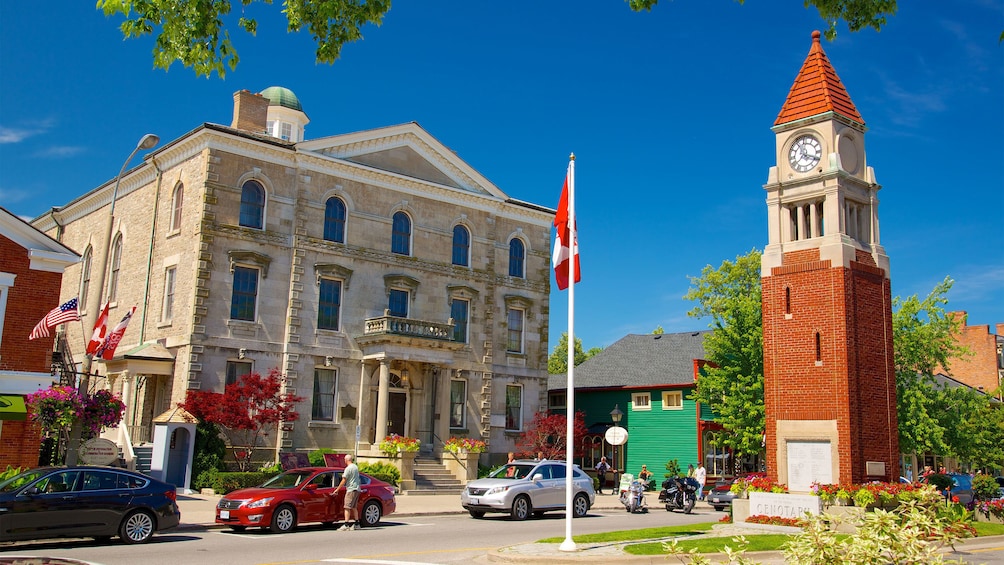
[337,454,361,530]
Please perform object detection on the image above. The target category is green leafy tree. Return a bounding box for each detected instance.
[628,0,898,41]
[98,0,903,78]
[684,249,765,461]
[652,326,665,334]
[548,332,601,374]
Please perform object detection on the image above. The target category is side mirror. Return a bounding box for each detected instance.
[532,473,544,482]
[23,486,42,496]
[304,483,318,490]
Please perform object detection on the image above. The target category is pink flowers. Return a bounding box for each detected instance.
[444,437,487,454]
[25,385,125,441]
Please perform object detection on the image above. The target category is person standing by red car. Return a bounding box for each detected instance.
[336,454,361,531]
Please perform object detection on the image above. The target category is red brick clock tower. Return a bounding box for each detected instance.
[762,31,899,491]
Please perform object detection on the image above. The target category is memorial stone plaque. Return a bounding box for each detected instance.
[786,440,832,492]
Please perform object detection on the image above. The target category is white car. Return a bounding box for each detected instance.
[461,459,595,520]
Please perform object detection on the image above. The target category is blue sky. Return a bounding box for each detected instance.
[1,1,1002,351]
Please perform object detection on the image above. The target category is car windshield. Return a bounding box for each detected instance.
[259,470,313,489]
[490,464,536,480]
[0,469,49,493]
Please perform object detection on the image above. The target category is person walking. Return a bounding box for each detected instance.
[694,462,707,501]
[336,454,361,530]
[595,456,610,494]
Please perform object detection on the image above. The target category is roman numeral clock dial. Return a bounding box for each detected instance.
[788,134,822,173]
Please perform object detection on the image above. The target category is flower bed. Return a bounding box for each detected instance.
[378,434,421,455]
[746,514,806,528]
[975,499,1004,523]
[730,476,788,496]
[444,437,486,454]
[810,481,923,507]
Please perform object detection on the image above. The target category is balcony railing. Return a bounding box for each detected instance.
[363,315,455,341]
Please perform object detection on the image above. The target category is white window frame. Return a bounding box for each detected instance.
[311,367,338,422]
[662,391,684,410]
[169,183,184,233]
[505,384,523,431]
[450,379,467,429]
[506,308,525,354]
[161,266,176,323]
[632,392,652,411]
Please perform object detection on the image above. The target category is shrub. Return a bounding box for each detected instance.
[0,466,24,482]
[197,471,273,494]
[359,461,399,486]
[926,473,954,492]
[972,474,999,502]
[308,448,337,466]
[191,422,227,486]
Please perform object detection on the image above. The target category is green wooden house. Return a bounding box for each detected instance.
[549,331,731,490]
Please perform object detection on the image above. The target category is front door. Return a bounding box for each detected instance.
[388,392,406,437]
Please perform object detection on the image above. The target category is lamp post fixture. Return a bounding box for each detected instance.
[610,404,624,486]
[65,133,159,466]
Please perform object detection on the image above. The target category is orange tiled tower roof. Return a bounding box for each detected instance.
[775,31,864,127]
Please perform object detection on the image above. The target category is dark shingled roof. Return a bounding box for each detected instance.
[549,331,709,391]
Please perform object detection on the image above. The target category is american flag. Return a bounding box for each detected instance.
[28,298,79,340]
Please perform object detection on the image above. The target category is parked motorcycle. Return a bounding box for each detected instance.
[658,476,699,514]
[619,478,649,514]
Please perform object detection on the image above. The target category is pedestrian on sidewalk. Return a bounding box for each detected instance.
[595,457,610,494]
[694,462,707,501]
[336,454,361,530]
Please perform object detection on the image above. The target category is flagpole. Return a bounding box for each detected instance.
[560,154,577,552]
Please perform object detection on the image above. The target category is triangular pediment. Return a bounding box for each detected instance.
[297,123,507,199]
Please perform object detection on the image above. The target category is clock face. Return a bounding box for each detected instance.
[788,135,823,173]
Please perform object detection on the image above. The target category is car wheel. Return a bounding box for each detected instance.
[572,493,589,518]
[684,494,696,514]
[469,509,486,519]
[230,525,248,532]
[119,510,156,544]
[270,504,297,533]
[510,495,531,521]
[360,500,382,527]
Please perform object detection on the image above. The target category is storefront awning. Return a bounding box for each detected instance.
[0,394,28,421]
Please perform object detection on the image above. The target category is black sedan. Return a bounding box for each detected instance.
[0,466,181,544]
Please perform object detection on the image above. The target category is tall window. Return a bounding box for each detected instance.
[312,368,337,421]
[508,238,525,278]
[231,266,259,321]
[161,267,176,323]
[318,278,341,331]
[450,379,466,428]
[450,299,469,343]
[452,225,470,266]
[388,289,409,318]
[323,197,346,243]
[79,247,92,311]
[505,384,522,431]
[239,180,265,229]
[391,212,411,255]
[506,308,524,353]
[226,360,252,386]
[170,183,184,232]
[107,234,123,302]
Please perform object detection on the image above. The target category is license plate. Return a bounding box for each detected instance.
[711,498,720,503]
[470,498,478,505]
[220,510,230,519]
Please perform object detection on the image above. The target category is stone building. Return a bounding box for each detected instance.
[31,87,554,470]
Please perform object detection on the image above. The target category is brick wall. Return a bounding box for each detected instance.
[763,250,898,485]
[940,312,1001,395]
[0,420,43,469]
[0,235,64,373]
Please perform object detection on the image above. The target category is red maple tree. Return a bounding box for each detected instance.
[514,411,588,460]
[180,368,304,471]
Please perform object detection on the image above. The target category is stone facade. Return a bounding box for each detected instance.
[31,88,554,465]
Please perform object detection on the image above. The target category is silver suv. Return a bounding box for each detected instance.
[461,459,595,520]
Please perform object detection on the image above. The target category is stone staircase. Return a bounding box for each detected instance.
[133,444,154,475]
[407,455,465,495]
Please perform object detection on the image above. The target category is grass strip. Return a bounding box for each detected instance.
[624,533,794,556]
[537,522,715,544]
[973,521,1004,537]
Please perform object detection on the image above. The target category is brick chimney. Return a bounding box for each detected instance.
[231,90,269,133]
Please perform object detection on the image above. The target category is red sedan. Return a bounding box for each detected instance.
[216,467,396,533]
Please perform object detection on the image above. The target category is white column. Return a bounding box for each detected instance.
[809,201,819,238]
[796,204,806,241]
[374,360,391,442]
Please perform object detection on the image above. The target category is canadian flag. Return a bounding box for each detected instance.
[95,306,136,360]
[86,303,110,355]
[551,163,580,291]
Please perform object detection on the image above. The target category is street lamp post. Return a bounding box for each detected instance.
[65,133,159,466]
[610,404,624,487]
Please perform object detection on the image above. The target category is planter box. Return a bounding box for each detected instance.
[975,512,1004,524]
[444,451,480,482]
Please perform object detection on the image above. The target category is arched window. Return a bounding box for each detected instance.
[170,183,184,232]
[239,180,265,229]
[508,238,525,278]
[452,225,470,266]
[391,212,411,255]
[79,247,92,310]
[108,234,123,302]
[323,197,346,243]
